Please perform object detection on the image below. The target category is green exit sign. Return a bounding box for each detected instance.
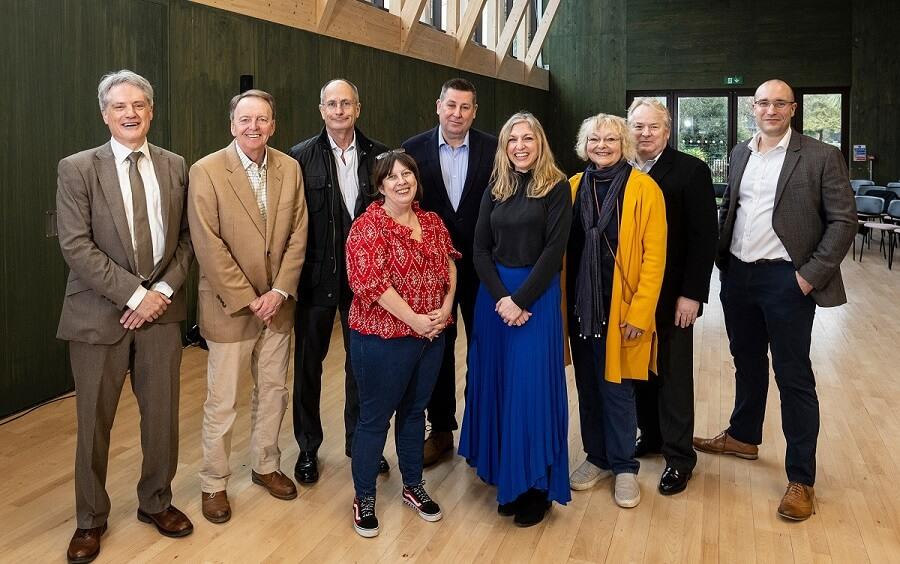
[725,75,744,85]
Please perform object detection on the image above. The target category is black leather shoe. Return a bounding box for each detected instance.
[294,451,319,484]
[378,456,390,474]
[658,466,691,495]
[634,436,661,458]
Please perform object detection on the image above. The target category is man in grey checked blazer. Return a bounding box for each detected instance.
[693,79,856,521]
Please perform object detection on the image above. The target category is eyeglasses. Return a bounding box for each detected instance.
[321,99,357,111]
[630,124,663,133]
[375,148,406,160]
[754,99,795,110]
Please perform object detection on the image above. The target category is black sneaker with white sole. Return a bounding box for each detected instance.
[353,496,379,537]
[401,482,443,522]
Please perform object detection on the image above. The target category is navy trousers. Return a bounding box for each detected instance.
[720,258,818,486]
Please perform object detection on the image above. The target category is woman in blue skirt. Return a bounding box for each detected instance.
[459,112,573,527]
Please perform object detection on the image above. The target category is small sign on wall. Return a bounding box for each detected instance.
[853,145,867,162]
[724,75,744,85]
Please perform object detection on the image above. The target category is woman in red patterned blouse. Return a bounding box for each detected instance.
[345,150,460,538]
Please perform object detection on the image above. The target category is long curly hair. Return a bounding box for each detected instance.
[490,112,565,202]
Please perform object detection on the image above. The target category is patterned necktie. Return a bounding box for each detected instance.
[127,152,154,279]
[248,161,267,222]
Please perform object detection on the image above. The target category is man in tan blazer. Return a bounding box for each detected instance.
[57,70,194,564]
[188,89,308,524]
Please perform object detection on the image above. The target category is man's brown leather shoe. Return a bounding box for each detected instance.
[67,523,107,564]
[137,505,194,537]
[423,431,454,467]
[202,491,231,524]
[778,482,815,521]
[692,430,759,460]
[251,470,298,500]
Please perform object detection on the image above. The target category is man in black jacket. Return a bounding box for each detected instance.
[401,78,497,467]
[289,79,388,484]
[628,97,718,495]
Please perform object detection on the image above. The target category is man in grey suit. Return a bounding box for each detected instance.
[693,79,856,521]
[57,70,193,563]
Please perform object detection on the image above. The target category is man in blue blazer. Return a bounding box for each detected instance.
[402,78,497,467]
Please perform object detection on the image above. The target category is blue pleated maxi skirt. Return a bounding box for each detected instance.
[458,264,571,505]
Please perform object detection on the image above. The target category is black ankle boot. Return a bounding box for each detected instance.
[514,489,550,527]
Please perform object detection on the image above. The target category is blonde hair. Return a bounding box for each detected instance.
[574,113,636,164]
[491,112,565,202]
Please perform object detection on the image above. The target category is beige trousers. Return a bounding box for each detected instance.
[199,327,291,492]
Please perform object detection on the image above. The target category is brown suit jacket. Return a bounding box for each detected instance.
[188,142,308,342]
[56,142,193,344]
[717,130,856,307]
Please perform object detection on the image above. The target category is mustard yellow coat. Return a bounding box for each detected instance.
[566,169,667,383]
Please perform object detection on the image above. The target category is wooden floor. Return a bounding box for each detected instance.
[3,250,900,563]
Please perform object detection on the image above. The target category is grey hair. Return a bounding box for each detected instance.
[626,97,671,130]
[319,79,360,105]
[97,70,153,112]
[574,113,637,163]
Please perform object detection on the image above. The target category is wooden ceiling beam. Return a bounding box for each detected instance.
[454,0,489,63]
[524,0,560,72]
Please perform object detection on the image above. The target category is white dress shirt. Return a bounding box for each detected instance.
[109,137,173,309]
[329,134,360,219]
[729,129,793,263]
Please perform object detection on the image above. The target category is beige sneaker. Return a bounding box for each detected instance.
[569,459,613,491]
[614,473,641,508]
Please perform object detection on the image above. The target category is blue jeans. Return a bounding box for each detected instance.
[350,331,445,498]
[568,315,640,475]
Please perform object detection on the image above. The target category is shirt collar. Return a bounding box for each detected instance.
[328,132,357,153]
[749,128,792,154]
[110,137,150,164]
[235,142,267,170]
[631,149,664,171]
[438,127,469,150]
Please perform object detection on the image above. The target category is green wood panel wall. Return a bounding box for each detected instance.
[626,0,851,91]
[0,0,169,418]
[2,0,547,417]
[543,0,627,175]
[850,1,900,183]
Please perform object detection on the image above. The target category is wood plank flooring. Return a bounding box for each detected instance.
[2,251,900,563]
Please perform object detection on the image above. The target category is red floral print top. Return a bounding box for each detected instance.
[347,202,461,339]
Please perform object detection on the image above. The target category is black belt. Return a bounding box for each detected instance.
[732,254,790,265]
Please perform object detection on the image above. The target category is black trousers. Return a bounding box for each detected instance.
[634,323,697,472]
[720,258,818,486]
[292,300,358,455]
[426,260,477,432]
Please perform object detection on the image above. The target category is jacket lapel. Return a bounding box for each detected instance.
[774,131,802,209]
[458,129,482,208]
[647,146,674,186]
[95,143,138,273]
[148,144,171,237]
[265,147,283,249]
[726,143,752,226]
[428,128,454,211]
[225,142,266,239]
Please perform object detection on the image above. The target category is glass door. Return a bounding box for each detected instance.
[676,96,729,183]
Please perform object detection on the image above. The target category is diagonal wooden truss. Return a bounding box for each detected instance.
[189,0,561,89]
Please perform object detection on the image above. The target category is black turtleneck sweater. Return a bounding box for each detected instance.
[472,171,573,309]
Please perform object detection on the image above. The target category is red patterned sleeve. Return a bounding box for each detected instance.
[346,212,392,306]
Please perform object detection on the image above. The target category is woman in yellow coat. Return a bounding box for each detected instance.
[565,113,666,508]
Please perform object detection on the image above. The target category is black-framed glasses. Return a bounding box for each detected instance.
[375,148,406,160]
